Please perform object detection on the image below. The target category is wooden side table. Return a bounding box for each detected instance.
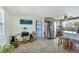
[22,36,29,44]
[13,42,19,48]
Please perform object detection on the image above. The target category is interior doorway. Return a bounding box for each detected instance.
[44,17,55,39]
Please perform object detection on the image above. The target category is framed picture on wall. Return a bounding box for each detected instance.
[20,19,33,25]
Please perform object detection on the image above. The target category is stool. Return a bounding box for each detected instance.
[58,36,64,46]
[63,38,69,49]
[68,40,73,49]
[63,38,74,50]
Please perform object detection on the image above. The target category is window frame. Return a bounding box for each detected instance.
[0,8,5,38]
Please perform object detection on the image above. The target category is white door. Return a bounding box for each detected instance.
[36,20,42,38]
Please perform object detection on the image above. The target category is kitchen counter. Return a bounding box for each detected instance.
[63,31,79,41]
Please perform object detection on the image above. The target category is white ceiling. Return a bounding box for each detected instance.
[3,6,79,19]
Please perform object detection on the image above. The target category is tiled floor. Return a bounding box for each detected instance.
[11,38,69,53]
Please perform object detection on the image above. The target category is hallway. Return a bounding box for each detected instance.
[11,39,69,53]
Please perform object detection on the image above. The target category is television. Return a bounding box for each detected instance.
[20,19,32,25]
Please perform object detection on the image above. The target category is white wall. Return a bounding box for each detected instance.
[11,16,45,38]
[11,16,36,35]
[4,9,12,44]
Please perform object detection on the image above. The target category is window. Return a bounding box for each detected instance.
[0,8,4,37]
[62,19,79,27]
[62,19,79,31]
[0,23,3,35]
